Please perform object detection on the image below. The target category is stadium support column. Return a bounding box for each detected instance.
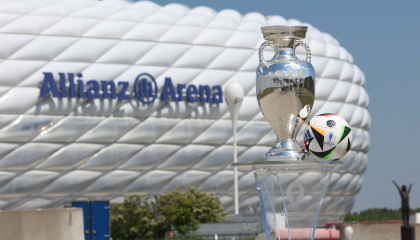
[224,82,244,216]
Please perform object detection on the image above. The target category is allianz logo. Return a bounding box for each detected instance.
[40,72,224,104]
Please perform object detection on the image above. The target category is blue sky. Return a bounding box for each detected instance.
[135,0,420,212]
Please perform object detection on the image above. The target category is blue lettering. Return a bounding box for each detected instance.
[77,73,84,98]
[177,84,186,101]
[143,79,152,97]
[187,85,197,103]
[134,73,157,104]
[77,80,84,98]
[101,80,116,99]
[118,81,130,100]
[161,77,177,102]
[59,73,66,98]
[68,73,76,98]
[212,85,223,103]
[39,72,224,104]
[40,72,60,98]
[86,80,100,99]
[199,85,211,103]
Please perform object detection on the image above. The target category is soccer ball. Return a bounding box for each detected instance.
[303,113,352,161]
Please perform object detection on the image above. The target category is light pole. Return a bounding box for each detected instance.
[224,81,244,216]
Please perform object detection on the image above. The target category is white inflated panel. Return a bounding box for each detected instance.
[0,0,370,225]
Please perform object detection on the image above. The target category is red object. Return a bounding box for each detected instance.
[275,228,339,240]
[319,114,336,117]
[326,221,404,227]
[168,230,174,238]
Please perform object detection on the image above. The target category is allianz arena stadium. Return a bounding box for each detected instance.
[0,0,370,225]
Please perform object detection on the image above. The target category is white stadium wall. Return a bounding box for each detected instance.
[0,0,370,224]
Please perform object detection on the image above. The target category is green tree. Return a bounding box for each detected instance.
[344,207,420,222]
[304,76,314,89]
[110,195,154,240]
[186,186,227,223]
[111,187,227,239]
[153,187,227,236]
[110,195,169,240]
[166,196,199,236]
[154,188,196,236]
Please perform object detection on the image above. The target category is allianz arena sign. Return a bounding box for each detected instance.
[40,72,224,104]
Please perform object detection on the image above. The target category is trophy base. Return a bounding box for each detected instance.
[265,139,308,161]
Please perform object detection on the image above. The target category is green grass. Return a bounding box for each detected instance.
[297,88,315,107]
[258,87,275,99]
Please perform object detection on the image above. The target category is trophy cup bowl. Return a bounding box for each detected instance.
[232,26,342,240]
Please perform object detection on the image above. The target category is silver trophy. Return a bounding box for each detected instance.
[257,26,315,161]
[233,26,340,240]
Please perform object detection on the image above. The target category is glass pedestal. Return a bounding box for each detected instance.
[232,161,340,240]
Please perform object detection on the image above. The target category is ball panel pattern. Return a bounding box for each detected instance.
[305,114,353,161]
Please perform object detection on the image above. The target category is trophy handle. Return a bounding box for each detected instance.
[293,40,311,63]
[258,41,277,64]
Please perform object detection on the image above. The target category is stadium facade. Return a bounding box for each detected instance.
[0,0,370,224]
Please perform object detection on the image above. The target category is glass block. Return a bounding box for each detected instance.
[234,161,337,240]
